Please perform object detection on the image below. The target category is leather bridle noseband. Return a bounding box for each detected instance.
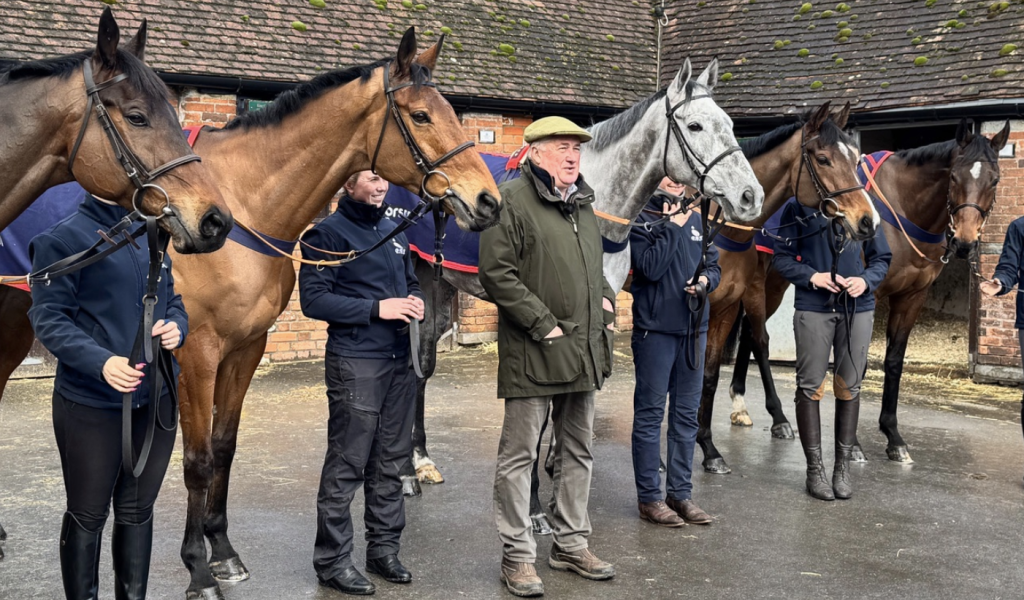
[68,60,202,219]
[941,160,997,263]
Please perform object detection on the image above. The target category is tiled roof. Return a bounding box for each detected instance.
[1,0,660,109]
[661,0,1024,116]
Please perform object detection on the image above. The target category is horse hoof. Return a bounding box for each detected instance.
[703,458,732,475]
[531,514,553,536]
[402,476,422,497]
[886,445,913,463]
[851,445,868,463]
[730,411,753,427]
[416,464,445,485]
[210,556,250,582]
[185,586,225,600]
[770,422,795,439]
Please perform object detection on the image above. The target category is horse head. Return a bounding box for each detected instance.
[663,58,763,223]
[796,101,877,241]
[73,8,231,252]
[945,119,1009,259]
[371,27,501,232]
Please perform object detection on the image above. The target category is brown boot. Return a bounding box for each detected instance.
[500,558,544,597]
[666,497,713,525]
[548,545,615,581]
[638,501,685,528]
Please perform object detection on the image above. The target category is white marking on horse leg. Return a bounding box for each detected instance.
[970,161,982,180]
[730,390,753,426]
[412,447,435,470]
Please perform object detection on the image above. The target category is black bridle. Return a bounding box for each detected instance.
[796,133,866,221]
[68,60,202,218]
[941,161,997,264]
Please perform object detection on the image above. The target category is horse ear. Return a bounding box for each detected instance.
[123,18,148,61]
[831,101,851,129]
[393,27,417,79]
[955,118,974,148]
[413,33,444,72]
[95,7,121,68]
[668,58,692,99]
[695,57,719,91]
[805,101,831,133]
[989,120,1011,153]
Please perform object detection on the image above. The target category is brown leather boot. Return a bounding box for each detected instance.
[666,497,713,525]
[500,558,543,597]
[548,545,615,581]
[638,501,685,527]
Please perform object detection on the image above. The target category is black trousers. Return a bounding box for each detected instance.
[314,353,416,580]
[52,391,177,532]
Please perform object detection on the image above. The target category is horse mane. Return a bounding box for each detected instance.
[587,80,707,152]
[221,59,432,131]
[741,112,852,159]
[895,136,996,166]
[0,50,169,101]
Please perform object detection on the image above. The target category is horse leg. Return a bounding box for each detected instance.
[876,291,927,464]
[413,278,455,486]
[742,284,794,439]
[0,287,35,560]
[528,413,552,536]
[204,336,264,582]
[177,342,225,600]
[728,315,753,418]
[699,300,740,474]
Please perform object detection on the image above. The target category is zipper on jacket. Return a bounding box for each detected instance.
[567,207,601,383]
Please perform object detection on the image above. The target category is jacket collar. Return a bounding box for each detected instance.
[338,195,388,224]
[521,158,595,205]
[80,195,132,227]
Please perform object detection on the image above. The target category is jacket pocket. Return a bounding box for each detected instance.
[525,321,583,386]
[601,327,615,379]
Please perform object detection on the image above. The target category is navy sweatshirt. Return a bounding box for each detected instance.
[991,216,1024,329]
[772,199,891,313]
[28,196,188,410]
[299,197,423,358]
[629,197,721,334]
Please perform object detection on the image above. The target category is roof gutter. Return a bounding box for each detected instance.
[158,72,625,124]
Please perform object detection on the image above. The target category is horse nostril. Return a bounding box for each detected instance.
[858,215,874,236]
[200,207,233,239]
[742,189,755,208]
[476,191,501,219]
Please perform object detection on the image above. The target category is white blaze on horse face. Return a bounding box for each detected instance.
[970,161,982,180]
[840,143,857,163]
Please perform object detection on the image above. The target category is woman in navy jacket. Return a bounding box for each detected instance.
[29,195,186,600]
[981,215,1024,462]
[773,199,890,501]
[629,178,721,527]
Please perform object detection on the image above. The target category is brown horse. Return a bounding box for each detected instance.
[0,8,230,251]
[171,30,498,599]
[729,119,1010,464]
[0,9,229,560]
[694,102,879,474]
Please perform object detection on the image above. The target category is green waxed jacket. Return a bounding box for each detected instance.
[479,160,616,399]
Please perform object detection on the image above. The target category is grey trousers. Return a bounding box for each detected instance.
[494,391,595,562]
[794,310,874,400]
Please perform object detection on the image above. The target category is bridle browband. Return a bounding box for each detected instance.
[68,60,202,218]
[370,64,475,205]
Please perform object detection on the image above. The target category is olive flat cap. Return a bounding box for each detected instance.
[523,116,592,143]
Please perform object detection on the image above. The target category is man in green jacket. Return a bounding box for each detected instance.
[480,116,617,597]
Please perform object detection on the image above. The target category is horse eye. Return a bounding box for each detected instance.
[125,113,149,127]
[687,123,702,132]
[411,111,431,124]
[816,155,830,166]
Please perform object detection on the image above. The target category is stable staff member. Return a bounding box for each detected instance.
[773,202,890,501]
[299,171,424,596]
[30,194,186,600]
[629,178,720,527]
[981,216,1024,472]
[480,117,617,598]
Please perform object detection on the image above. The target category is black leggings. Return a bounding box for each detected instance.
[52,391,177,532]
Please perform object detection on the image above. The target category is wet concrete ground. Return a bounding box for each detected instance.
[1,336,1023,600]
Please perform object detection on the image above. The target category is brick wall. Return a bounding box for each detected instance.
[973,119,1023,384]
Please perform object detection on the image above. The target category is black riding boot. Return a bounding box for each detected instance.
[60,512,103,600]
[795,392,834,501]
[833,396,860,500]
[112,517,154,600]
